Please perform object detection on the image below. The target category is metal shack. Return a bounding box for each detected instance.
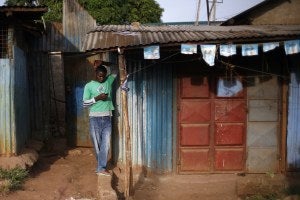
[61,0,300,175]
[0,5,47,155]
[79,24,300,174]
[220,0,300,174]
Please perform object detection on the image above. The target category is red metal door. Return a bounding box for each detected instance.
[178,75,246,173]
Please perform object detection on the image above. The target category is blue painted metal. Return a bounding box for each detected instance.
[0,58,14,155]
[0,46,30,155]
[287,72,300,170]
[64,57,93,147]
[122,59,174,173]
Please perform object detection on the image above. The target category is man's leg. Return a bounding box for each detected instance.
[98,116,112,172]
[89,117,102,172]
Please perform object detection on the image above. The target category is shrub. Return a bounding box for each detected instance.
[0,167,28,194]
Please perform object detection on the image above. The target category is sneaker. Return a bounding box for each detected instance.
[97,170,111,176]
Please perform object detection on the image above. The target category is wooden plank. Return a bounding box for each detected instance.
[280,80,288,173]
[118,49,132,198]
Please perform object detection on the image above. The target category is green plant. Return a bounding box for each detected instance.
[0,167,29,194]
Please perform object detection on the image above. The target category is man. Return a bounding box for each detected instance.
[83,64,116,176]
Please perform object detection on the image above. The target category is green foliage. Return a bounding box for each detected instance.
[123,0,163,24]
[5,0,163,24]
[41,0,63,23]
[0,167,29,194]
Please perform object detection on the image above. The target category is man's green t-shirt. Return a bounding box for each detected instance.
[83,75,115,113]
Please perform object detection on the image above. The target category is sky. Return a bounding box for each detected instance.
[156,0,264,22]
[0,0,264,22]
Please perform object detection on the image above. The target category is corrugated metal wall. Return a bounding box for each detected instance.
[287,72,300,170]
[0,58,15,155]
[27,51,51,140]
[28,23,65,140]
[114,57,174,173]
[13,46,31,153]
[63,0,96,52]
[31,22,65,52]
[64,55,94,147]
[247,76,280,172]
[0,46,30,155]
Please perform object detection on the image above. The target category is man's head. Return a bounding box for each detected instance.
[95,65,107,83]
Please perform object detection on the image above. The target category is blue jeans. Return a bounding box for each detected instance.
[89,116,112,172]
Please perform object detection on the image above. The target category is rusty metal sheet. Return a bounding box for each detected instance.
[178,74,246,173]
[180,124,210,146]
[83,25,300,52]
[215,100,246,122]
[215,123,244,145]
[180,76,210,98]
[180,100,211,123]
[180,149,210,171]
[214,148,244,171]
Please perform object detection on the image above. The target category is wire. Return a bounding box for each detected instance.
[127,52,180,76]
[217,59,289,79]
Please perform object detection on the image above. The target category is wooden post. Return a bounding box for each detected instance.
[280,79,288,173]
[118,48,132,198]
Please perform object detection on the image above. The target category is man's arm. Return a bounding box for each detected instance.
[83,98,96,107]
[83,93,108,107]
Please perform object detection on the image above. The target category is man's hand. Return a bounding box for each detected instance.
[95,93,108,101]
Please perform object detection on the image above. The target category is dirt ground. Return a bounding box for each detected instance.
[1,139,98,200]
[1,138,299,200]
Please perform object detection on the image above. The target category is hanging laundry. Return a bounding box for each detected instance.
[242,44,258,56]
[144,45,160,59]
[200,45,216,66]
[220,44,236,57]
[217,78,243,97]
[263,42,279,52]
[284,40,300,55]
[121,75,130,92]
[181,44,197,54]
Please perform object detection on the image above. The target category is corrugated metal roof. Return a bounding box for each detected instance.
[0,5,47,9]
[82,24,300,52]
[0,5,47,20]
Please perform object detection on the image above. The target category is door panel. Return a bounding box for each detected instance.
[215,123,244,145]
[215,100,246,122]
[180,149,210,171]
[178,75,246,173]
[181,76,210,98]
[180,101,211,123]
[180,124,210,146]
[214,148,244,170]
